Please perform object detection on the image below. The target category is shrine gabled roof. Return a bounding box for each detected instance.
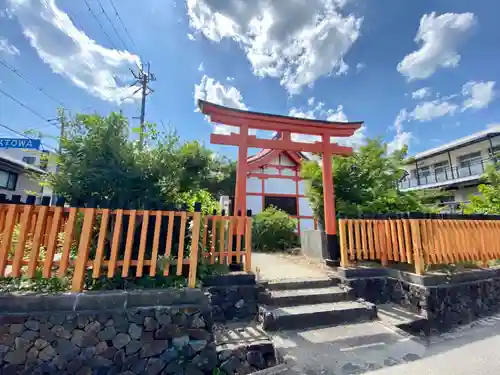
[247,132,307,168]
[198,99,363,136]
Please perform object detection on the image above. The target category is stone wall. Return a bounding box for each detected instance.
[338,267,500,334]
[0,286,274,375]
[204,273,260,323]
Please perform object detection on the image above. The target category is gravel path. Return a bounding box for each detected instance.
[252,252,333,281]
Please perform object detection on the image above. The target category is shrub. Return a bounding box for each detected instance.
[252,206,298,252]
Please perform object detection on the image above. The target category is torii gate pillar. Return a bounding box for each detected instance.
[198,100,363,266]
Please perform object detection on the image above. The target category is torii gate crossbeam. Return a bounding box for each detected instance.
[198,99,363,266]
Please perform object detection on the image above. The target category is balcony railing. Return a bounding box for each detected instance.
[399,155,498,190]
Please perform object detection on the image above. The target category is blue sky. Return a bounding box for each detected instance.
[0,0,499,159]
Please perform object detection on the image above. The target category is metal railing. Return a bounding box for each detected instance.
[399,155,498,190]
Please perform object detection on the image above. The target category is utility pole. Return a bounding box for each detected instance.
[130,63,155,148]
[51,108,66,204]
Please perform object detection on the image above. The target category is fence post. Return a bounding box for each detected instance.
[0,202,19,277]
[244,209,253,272]
[410,214,425,275]
[188,202,202,288]
[71,200,97,292]
[338,217,350,268]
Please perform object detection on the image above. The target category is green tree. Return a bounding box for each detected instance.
[300,138,427,222]
[464,164,500,214]
[252,206,298,251]
[47,112,235,206]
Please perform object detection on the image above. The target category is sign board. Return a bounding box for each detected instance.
[0,138,41,150]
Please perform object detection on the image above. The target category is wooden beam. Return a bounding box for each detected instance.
[209,113,358,137]
[211,133,353,155]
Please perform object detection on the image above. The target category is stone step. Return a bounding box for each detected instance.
[376,303,429,336]
[264,277,338,291]
[267,286,351,307]
[259,300,377,331]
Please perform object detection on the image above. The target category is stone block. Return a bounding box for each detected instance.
[74,291,127,311]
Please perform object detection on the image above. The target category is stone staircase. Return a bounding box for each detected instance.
[258,277,377,331]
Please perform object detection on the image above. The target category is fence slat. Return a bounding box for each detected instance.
[236,217,242,264]
[202,216,209,253]
[43,206,64,278]
[348,220,355,261]
[122,210,137,277]
[93,209,111,278]
[188,211,201,288]
[163,212,175,276]
[226,218,234,265]
[339,219,349,267]
[136,210,149,277]
[219,218,225,265]
[390,220,399,262]
[58,207,78,277]
[27,205,49,278]
[367,220,375,260]
[360,220,368,260]
[11,204,34,277]
[410,220,424,275]
[176,212,187,276]
[403,220,412,264]
[107,209,124,278]
[149,211,162,276]
[210,216,217,264]
[0,204,19,276]
[244,217,253,272]
[71,208,96,291]
[354,220,362,261]
[396,219,406,263]
[384,220,393,261]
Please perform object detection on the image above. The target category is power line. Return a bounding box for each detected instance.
[95,0,128,50]
[0,58,67,109]
[108,0,141,55]
[0,87,59,129]
[82,0,118,50]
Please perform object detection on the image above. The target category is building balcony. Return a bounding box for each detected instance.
[399,156,497,191]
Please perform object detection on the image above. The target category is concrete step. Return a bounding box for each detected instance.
[259,300,377,331]
[264,277,338,291]
[377,303,429,336]
[268,286,351,307]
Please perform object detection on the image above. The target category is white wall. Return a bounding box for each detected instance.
[246,195,262,214]
[264,178,296,194]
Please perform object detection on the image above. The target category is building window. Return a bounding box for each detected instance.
[418,166,430,178]
[488,145,500,157]
[458,151,482,167]
[0,170,18,190]
[22,156,36,165]
[264,196,297,216]
[434,161,449,174]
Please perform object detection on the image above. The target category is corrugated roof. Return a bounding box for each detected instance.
[410,126,500,161]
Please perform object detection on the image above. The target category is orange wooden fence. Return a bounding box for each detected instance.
[0,202,253,291]
[338,215,500,275]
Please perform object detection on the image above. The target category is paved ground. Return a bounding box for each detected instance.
[252,252,332,281]
[271,314,500,375]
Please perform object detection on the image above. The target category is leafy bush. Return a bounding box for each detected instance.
[252,206,298,252]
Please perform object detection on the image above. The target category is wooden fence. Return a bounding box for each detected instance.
[0,195,253,291]
[338,213,500,274]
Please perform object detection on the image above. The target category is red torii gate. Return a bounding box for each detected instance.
[198,99,363,265]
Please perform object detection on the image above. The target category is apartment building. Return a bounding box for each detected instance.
[399,126,500,212]
[0,148,56,200]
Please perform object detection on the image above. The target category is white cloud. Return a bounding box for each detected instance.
[187,0,362,94]
[411,87,431,100]
[187,33,196,41]
[288,100,366,150]
[411,99,458,121]
[198,62,204,72]
[0,37,20,56]
[487,123,500,130]
[194,74,255,135]
[397,12,475,80]
[356,62,365,73]
[387,109,412,154]
[462,81,496,110]
[226,76,234,82]
[8,0,141,104]
[0,8,13,18]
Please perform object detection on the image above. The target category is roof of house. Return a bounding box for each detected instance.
[0,151,47,174]
[409,126,500,162]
